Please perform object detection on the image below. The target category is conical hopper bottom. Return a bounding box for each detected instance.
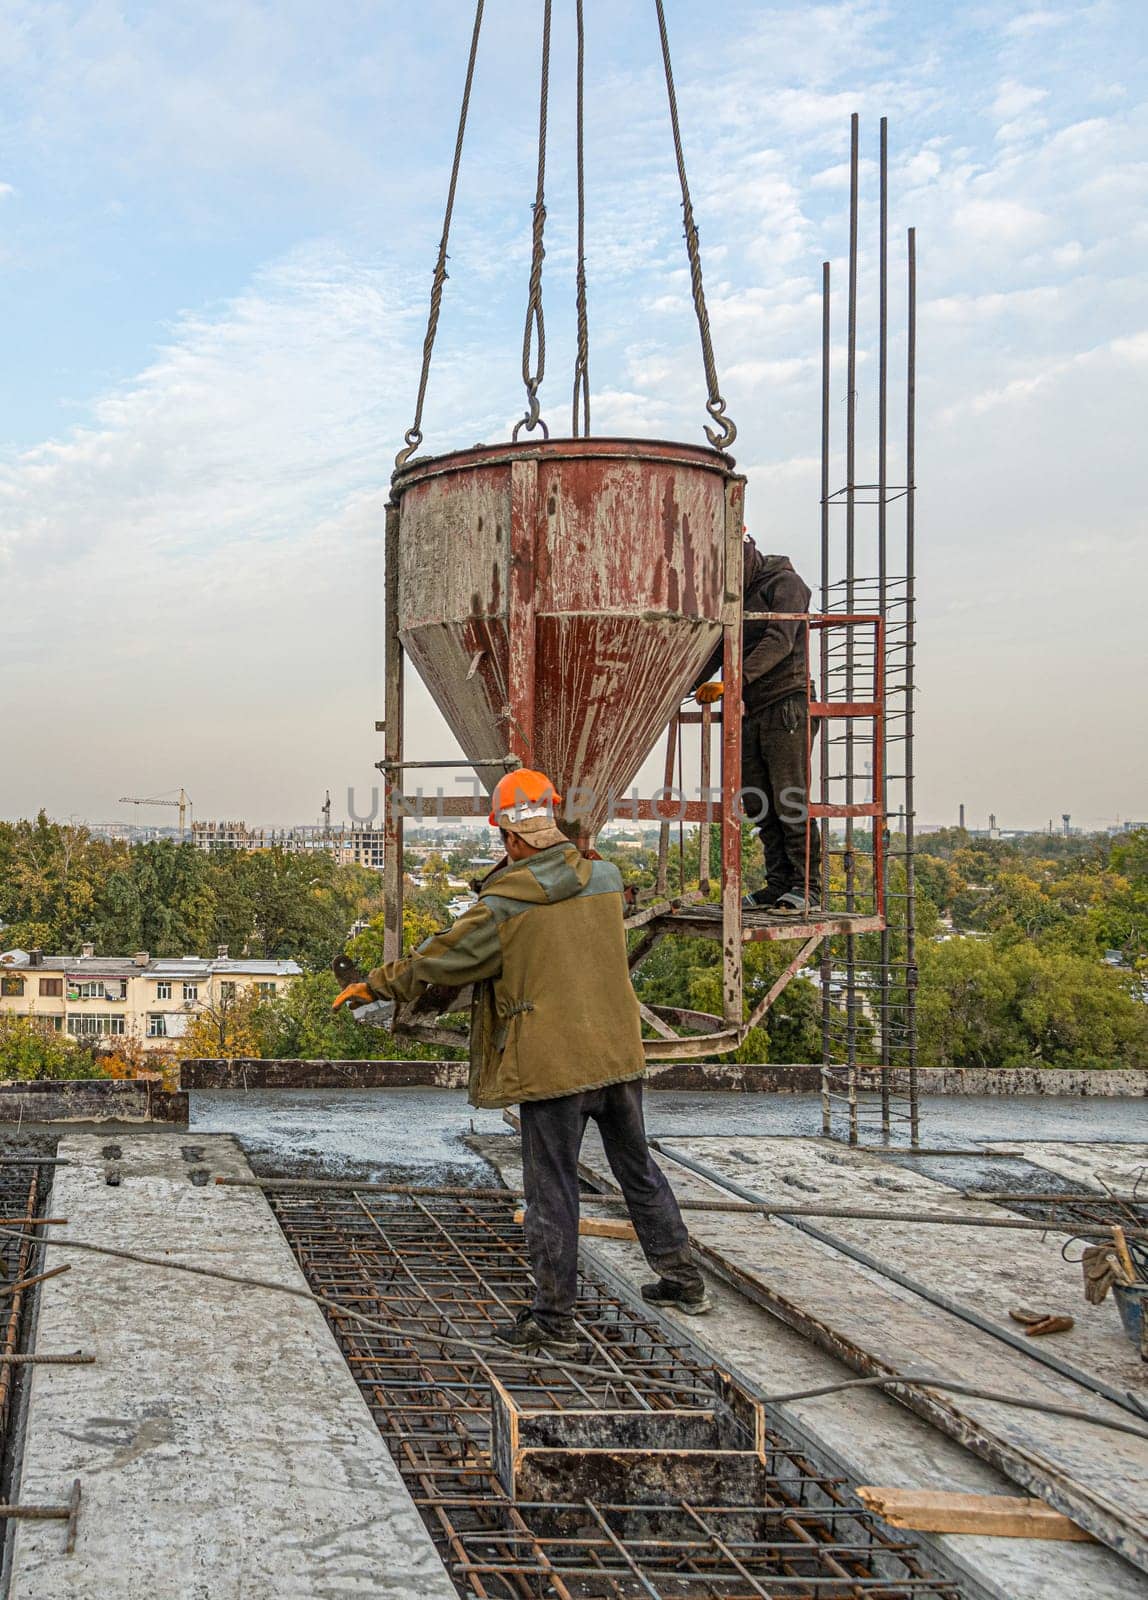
[392,439,742,837]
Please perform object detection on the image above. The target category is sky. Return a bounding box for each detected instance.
[0,0,1144,833]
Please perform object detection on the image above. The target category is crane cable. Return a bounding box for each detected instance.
[571,0,591,437]
[513,0,553,441]
[394,0,486,472]
[396,0,735,462]
[653,0,736,451]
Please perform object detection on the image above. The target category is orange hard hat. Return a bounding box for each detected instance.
[489,768,562,826]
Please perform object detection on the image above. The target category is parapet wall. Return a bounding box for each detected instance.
[179,1059,1148,1097]
[0,1078,188,1122]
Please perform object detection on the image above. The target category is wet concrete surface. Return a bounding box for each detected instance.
[188,1088,1148,1183]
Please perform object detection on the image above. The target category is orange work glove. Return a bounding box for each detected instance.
[695,682,724,705]
[332,981,375,1012]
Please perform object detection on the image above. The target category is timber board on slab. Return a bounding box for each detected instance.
[656,1135,1146,1392]
[551,1128,1148,1575]
[855,1487,1094,1542]
[9,1133,459,1600]
[469,1132,1148,1600]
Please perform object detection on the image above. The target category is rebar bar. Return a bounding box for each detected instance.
[820,114,919,1151]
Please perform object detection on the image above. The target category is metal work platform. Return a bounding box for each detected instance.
[640,903,884,944]
[273,1187,965,1599]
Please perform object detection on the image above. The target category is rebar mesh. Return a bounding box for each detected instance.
[273,1189,963,1599]
[0,1151,54,1491]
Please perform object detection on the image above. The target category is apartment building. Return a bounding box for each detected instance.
[0,945,301,1052]
[191,820,385,870]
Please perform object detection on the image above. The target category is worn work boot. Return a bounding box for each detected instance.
[493,1309,581,1355]
[775,889,820,915]
[742,886,778,913]
[641,1278,713,1316]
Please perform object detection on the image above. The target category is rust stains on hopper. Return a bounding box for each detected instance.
[391,437,740,833]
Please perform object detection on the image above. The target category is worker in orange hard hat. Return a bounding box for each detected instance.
[333,764,709,1353]
[487,767,568,839]
[692,533,820,914]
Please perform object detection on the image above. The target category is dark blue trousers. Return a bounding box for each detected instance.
[519,1078,702,1332]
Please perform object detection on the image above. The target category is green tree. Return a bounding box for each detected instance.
[0,813,126,951]
[208,849,374,968]
[918,937,1148,1070]
[256,971,457,1061]
[92,839,217,957]
[0,1017,109,1081]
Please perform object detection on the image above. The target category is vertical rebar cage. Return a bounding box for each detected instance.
[819,116,920,1148]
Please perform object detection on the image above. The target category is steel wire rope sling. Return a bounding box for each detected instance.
[395,0,736,463]
[393,0,486,471]
[514,0,554,440]
[653,0,736,450]
[571,0,590,436]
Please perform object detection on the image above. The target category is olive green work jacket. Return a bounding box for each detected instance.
[365,844,645,1109]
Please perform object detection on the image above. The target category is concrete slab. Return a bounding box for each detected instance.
[657,1135,1145,1391]
[479,1132,1148,1593]
[1003,1140,1148,1192]
[472,1134,1147,1600]
[9,1133,457,1600]
[185,1088,1148,1185]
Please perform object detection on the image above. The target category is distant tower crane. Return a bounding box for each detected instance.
[118,788,193,841]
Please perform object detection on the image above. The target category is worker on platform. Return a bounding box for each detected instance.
[332,768,709,1353]
[693,534,820,914]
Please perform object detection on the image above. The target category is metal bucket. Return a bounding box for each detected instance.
[390,437,743,836]
[1113,1282,1148,1356]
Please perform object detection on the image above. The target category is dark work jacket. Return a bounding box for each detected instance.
[694,552,812,716]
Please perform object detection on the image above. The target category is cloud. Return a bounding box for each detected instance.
[0,242,486,819]
[929,285,1063,322]
[942,327,1148,416]
[992,80,1049,121]
[1001,8,1069,36]
[997,80,1055,121]
[952,196,1051,245]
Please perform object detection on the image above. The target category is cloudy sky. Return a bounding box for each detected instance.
[0,0,1144,832]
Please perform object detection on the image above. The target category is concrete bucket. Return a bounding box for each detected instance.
[390,437,743,838]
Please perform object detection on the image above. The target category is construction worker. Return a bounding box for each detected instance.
[333,768,709,1352]
[694,534,820,913]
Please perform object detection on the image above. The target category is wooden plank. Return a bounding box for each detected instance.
[513,1209,636,1242]
[857,1487,1095,1542]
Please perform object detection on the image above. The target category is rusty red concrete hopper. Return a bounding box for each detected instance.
[390,438,744,837]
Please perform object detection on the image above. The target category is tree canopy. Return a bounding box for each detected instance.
[0,814,379,969]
